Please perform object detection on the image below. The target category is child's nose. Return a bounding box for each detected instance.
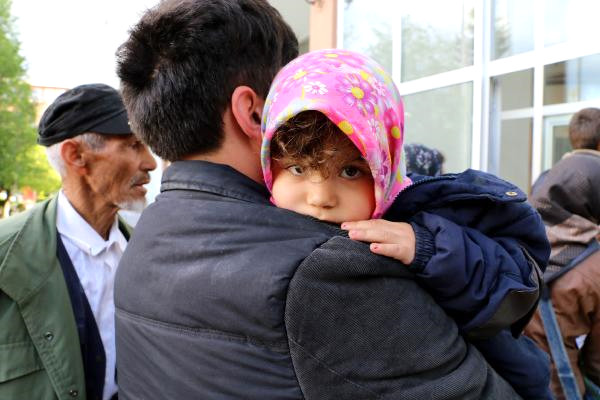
[306,181,337,209]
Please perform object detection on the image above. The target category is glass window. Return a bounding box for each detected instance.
[492,69,533,111]
[403,83,473,173]
[544,53,600,105]
[342,0,393,72]
[545,0,600,47]
[491,0,534,60]
[489,75,533,191]
[498,119,532,192]
[542,114,572,170]
[401,0,474,81]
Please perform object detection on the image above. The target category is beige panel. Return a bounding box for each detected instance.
[309,0,337,50]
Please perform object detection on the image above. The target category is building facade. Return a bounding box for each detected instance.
[309,0,600,192]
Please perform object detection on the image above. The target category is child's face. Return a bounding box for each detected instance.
[271,143,375,224]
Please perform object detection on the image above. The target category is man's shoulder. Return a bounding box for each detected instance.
[0,210,29,241]
[560,249,600,284]
[0,198,58,299]
[303,235,411,276]
[285,235,518,398]
[136,191,339,247]
[0,199,53,245]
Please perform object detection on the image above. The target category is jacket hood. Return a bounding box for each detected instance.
[530,150,600,275]
[531,150,600,226]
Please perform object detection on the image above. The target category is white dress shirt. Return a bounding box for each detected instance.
[56,191,126,400]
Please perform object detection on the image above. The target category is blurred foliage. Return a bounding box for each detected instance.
[0,0,60,215]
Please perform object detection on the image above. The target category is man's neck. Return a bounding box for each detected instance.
[181,107,265,185]
[61,184,118,240]
[183,152,264,185]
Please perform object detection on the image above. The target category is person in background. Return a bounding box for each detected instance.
[531,107,600,195]
[525,109,600,400]
[0,83,156,400]
[404,142,445,176]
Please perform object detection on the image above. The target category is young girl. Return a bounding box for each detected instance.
[260,49,552,399]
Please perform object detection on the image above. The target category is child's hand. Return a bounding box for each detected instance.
[341,219,416,265]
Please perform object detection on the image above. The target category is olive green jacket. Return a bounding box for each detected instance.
[0,196,131,400]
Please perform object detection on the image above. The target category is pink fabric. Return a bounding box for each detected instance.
[261,49,412,218]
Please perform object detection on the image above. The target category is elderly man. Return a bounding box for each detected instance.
[0,83,156,400]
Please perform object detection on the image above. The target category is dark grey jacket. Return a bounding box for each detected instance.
[115,160,519,399]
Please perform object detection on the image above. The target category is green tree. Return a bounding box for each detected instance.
[0,0,60,217]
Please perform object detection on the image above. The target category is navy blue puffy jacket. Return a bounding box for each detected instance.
[386,169,552,399]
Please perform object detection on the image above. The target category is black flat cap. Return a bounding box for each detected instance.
[38,83,132,146]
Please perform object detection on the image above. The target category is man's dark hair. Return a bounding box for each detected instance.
[117,0,298,161]
[569,107,600,150]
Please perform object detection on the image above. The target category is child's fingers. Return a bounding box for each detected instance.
[343,220,416,264]
[369,243,408,263]
[347,226,396,244]
[345,220,411,244]
[342,219,399,233]
[341,219,383,230]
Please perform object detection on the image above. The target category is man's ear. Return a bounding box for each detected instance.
[60,139,88,176]
[230,86,264,142]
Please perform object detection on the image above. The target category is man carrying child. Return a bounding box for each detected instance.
[114,0,549,398]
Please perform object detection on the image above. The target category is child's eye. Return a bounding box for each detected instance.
[340,166,362,179]
[287,165,305,176]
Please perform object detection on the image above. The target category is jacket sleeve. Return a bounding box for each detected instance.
[285,236,520,399]
[407,206,547,338]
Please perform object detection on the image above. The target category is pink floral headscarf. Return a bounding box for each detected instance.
[261,49,412,218]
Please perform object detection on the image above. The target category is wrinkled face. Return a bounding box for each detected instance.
[84,135,157,210]
[271,142,375,224]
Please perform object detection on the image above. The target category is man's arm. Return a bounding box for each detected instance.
[285,236,520,399]
[343,203,548,338]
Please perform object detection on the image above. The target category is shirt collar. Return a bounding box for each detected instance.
[56,190,127,256]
